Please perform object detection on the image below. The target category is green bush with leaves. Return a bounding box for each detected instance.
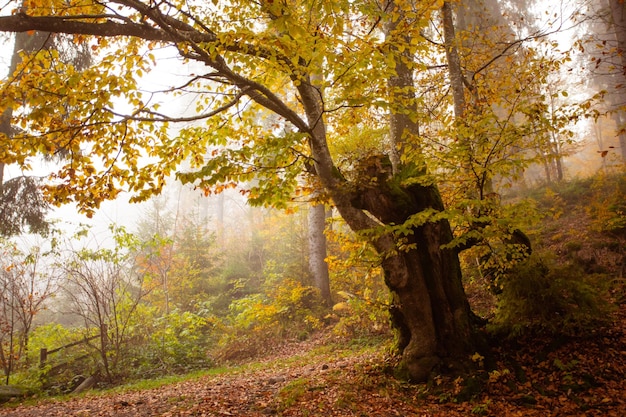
[121,307,217,379]
[19,324,99,392]
[149,310,216,371]
[326,224,391,337]
[491,252,614,337]
[331,291,390,338]
[229,278,324,336]
[587,172,626,235]
[217,278,325,361]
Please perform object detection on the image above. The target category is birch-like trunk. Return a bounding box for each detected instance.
[308,203,331,305]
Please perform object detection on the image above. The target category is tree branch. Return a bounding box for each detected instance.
[0,9,311,133]
[0,12,209,42]
[106,90,246,123]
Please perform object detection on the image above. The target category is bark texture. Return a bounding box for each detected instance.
[308,203,332,305]
[349,160,475,380]
[609,0,626,161]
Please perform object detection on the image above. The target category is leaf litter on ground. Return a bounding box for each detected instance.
[0,304,625,417]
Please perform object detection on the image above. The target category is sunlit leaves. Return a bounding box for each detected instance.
[177,121,309,208]
[21,0,105,17]
[0,34,174,215]
[1,0,433,215]
[0,0,588,233]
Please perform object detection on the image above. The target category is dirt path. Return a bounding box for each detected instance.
[0,351,386,417]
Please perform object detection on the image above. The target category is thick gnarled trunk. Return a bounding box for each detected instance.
[386,225,473,380]
[294,1,478,381]
[349,166,475,380]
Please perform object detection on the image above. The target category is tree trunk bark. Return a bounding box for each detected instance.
[613,112,626,162]
[540,151,552,184]
[308,203,332,305]
[442,1,466,119]
[609,0,626,162]
[617,110,626,162]
[349,165,475,380]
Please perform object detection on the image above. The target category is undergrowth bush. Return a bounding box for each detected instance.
[14,324,100,393]
[491,252,614,337]
[215,278,325,362]
[587,172,626,235]
[148,310,216,370]
[326,223,391,338]
[331,292,390,338]
[121,308,217,379]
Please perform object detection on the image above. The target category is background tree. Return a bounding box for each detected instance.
[579,0,626,163]
[0,240,57,384]
[59,227,145,382]
[0,29,53,236]
[435,0,594,290]
[0,1,91,236]
[605,0,626,162]
[135,196,177,314]
[307,203,332,305]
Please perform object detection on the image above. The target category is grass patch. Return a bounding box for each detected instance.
[277,378,311,409]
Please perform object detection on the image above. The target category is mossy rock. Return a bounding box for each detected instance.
[0,385,26,403]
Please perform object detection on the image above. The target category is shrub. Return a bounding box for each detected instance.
[121,308,217,379]
[331,291,390,338]
[17,324,99,392]
[490,252,614,337]
[228,278,324,336]
[150,310,216,369]
[587,172,626,235]
[216,279,326,361]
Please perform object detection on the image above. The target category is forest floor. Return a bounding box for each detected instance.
[0,302,624,417]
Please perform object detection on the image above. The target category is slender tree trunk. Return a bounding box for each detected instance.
[609,0,626,70]
[308,203,331,305]
[594,119,608,173]
[553,147,564,182]
[541,152,552,184]
[306,72,332,306]
[609,0,626,162]
[442,2,466,119]
[614,112,626,162]
[216,192,225,248]
[99,322,111,382]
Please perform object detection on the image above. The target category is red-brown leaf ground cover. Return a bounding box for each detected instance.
[1,302,624,417]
